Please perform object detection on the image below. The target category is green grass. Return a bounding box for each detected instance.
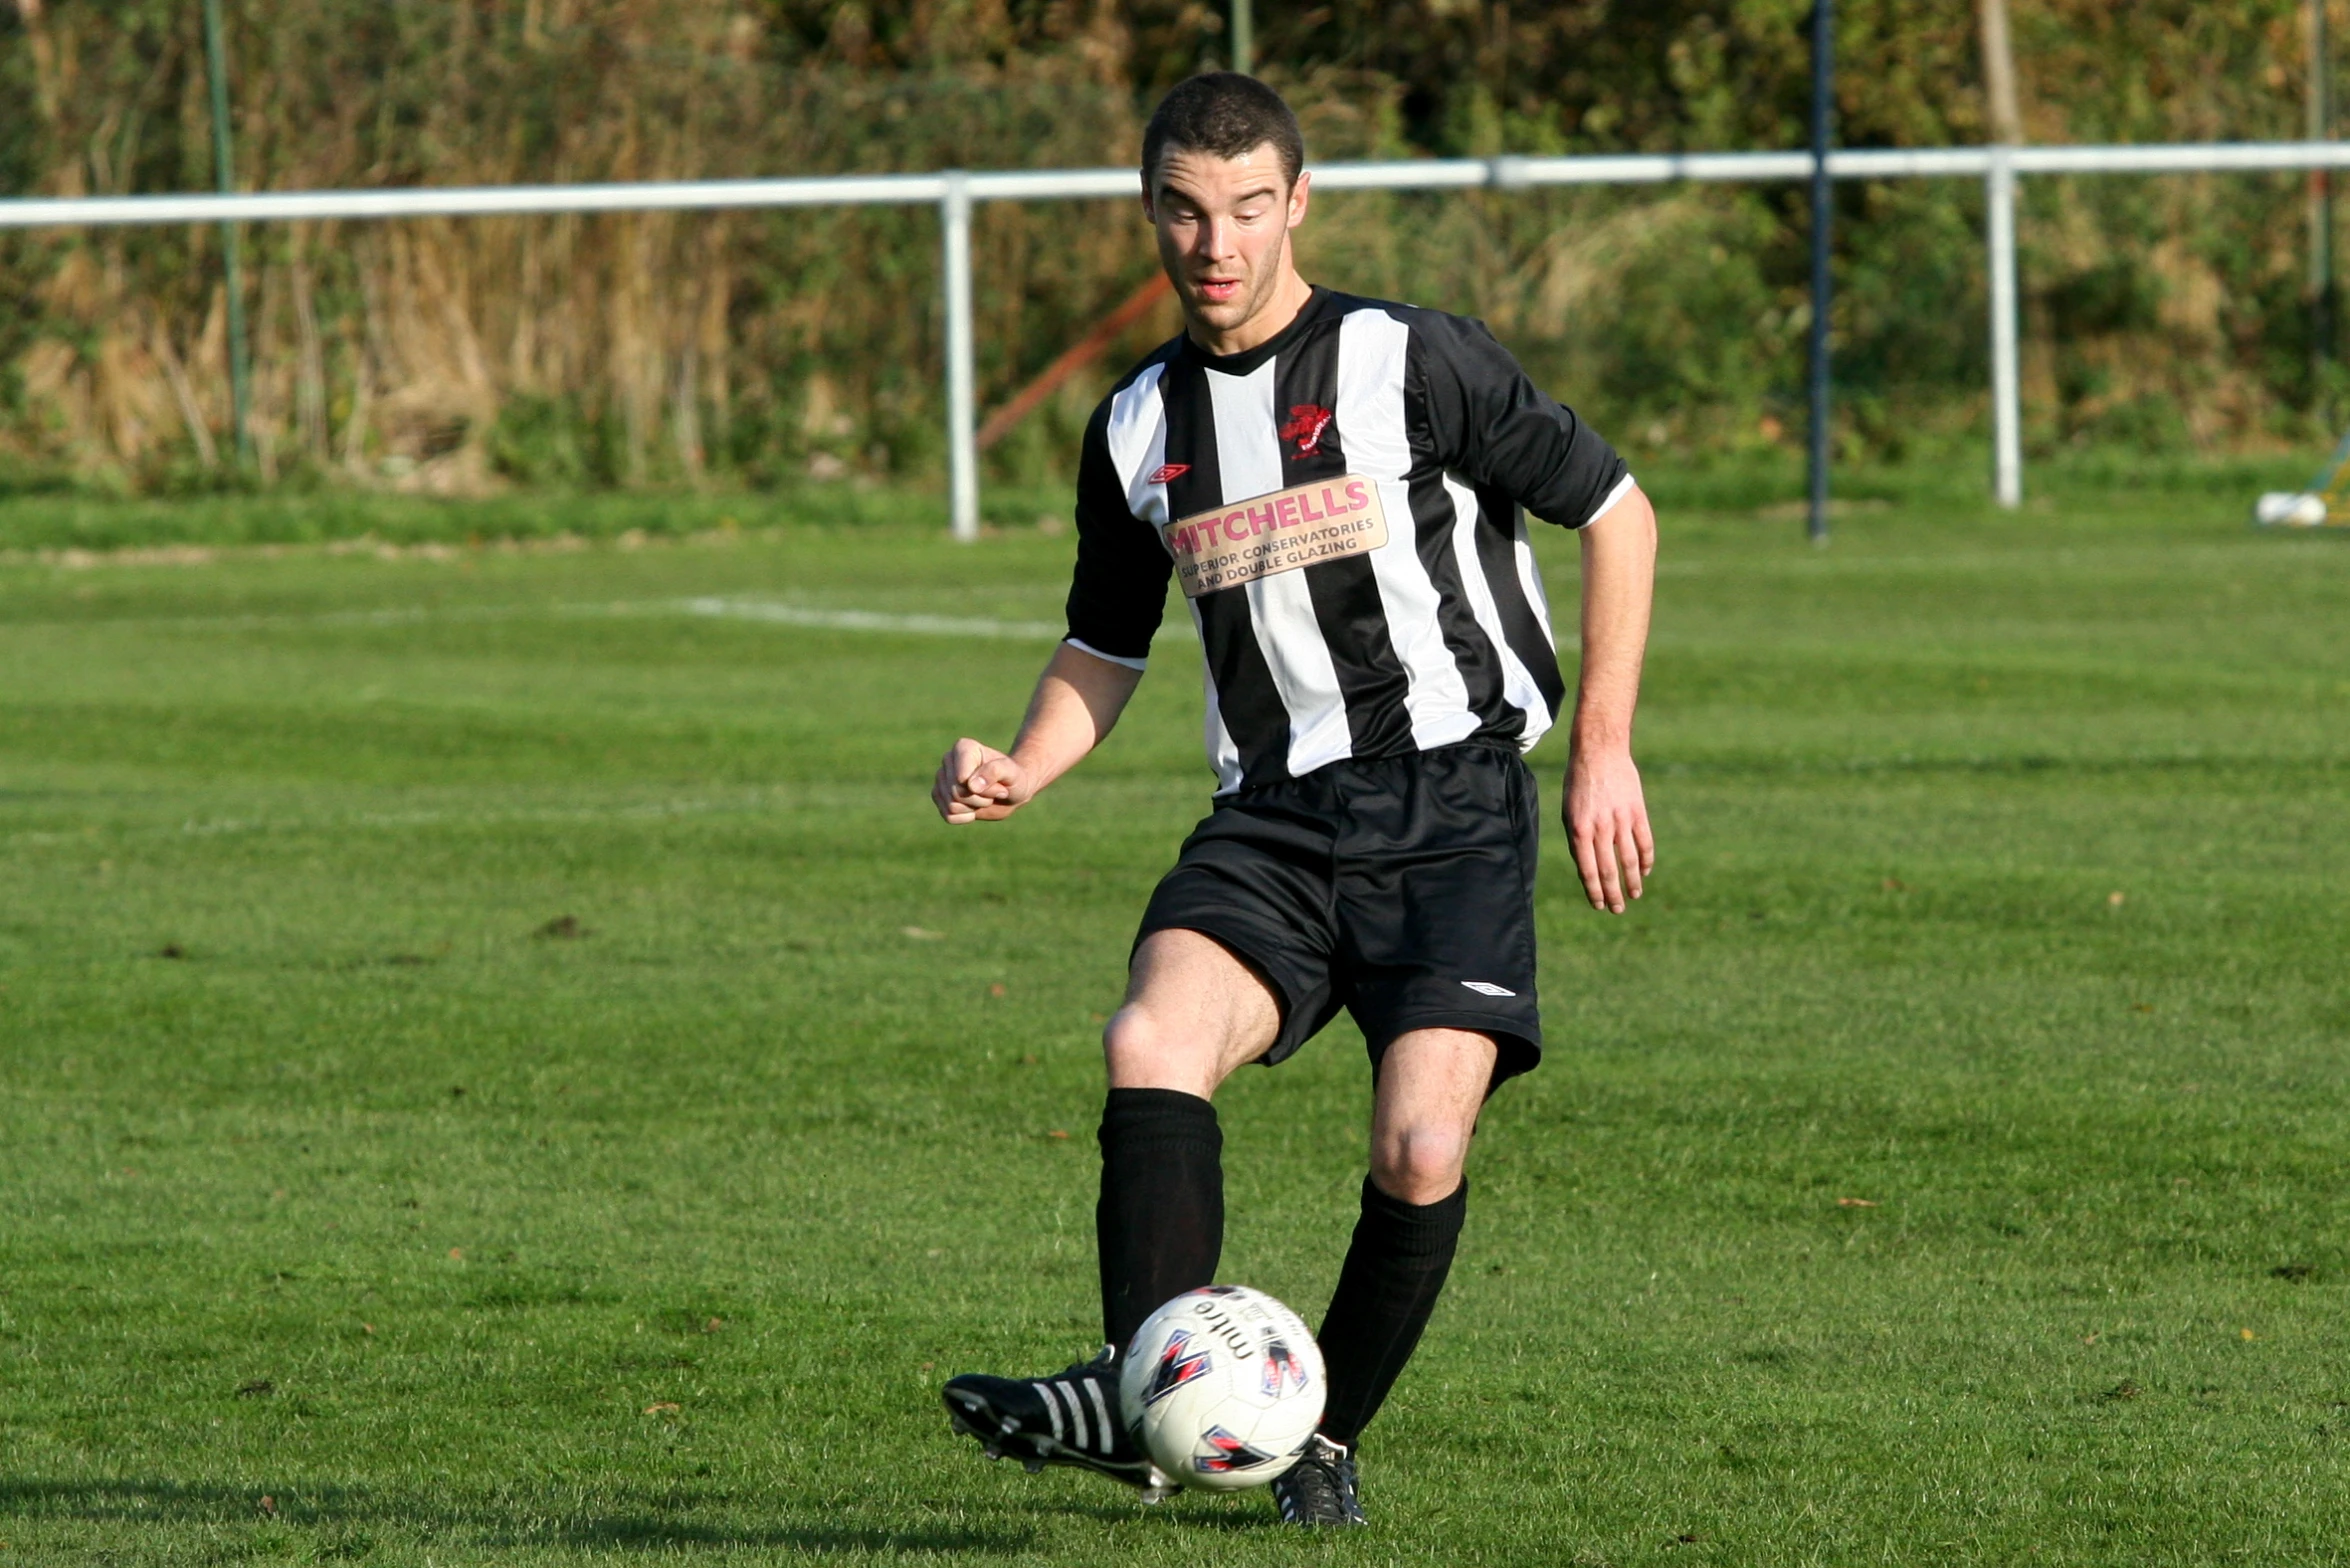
[2,479,2348,1565]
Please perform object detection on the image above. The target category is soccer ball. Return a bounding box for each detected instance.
[2255,490,2330,527]
[1118,1285,1325,1492]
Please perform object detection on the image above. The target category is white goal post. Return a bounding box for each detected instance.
[10,139,2350,538]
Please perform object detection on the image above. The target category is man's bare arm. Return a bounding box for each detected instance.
[1565,484,1658,913]
[932,642,1146,824]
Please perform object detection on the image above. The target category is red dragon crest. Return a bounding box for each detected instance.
[1278,403,1333,457]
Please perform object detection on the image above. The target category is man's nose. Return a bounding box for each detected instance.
[1198,217,1237,258]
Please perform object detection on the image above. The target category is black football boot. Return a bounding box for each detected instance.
[1271,1433,1367,1527]
[941,1346,1179,1502]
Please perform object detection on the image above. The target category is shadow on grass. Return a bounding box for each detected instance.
[0,1476,1039,1554]
[1039,1494,1285,1534]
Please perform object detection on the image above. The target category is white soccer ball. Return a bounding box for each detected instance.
[1118,1284,1326,1492]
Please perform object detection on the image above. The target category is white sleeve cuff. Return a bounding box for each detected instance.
[1064,637,1149,672]
[1581,472,1637,528]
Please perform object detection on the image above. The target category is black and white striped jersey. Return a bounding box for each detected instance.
[1064,285,1632,796]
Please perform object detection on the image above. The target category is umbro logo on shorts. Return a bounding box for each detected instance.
[1460,980,1516,997]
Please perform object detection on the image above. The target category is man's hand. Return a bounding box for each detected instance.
[933,738,1038,824]
[1565,744,1653,913]
[929,643,1148,826]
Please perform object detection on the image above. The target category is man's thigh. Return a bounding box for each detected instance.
[1375,1028,1501,1127]
[1135,789,1346,1068]
[1106,929,1285,1098]
[1369,1027,1500,1202]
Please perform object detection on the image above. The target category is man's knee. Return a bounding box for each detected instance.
[1105,932,1282,1095]
[1102,1005,1165,1078]
[1104,1004,1219,1093]
[1369,1124,1470,1206]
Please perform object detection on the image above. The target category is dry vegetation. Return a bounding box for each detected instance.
[0,0,2340,495]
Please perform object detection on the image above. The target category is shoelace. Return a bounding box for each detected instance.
[1278,1455,1347,1521]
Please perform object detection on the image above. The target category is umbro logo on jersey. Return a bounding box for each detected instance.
[1279,403,1333,456]
[1147,462,1191,484]
[1460,980,1516,997]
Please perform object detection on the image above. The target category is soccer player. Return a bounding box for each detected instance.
[931,72,1657,1527]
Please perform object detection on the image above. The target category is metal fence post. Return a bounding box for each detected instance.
[1806,0,1835,544]
[1987,146,2023,509]
[201,0,253,470]
[2310,0,2335,370]
[942,172,980,542]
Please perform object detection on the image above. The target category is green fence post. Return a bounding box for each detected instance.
[202,0,253,471]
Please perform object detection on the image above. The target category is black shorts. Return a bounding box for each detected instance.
[1136,739,1544,1084]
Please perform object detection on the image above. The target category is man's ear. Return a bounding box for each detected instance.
[1286,170,1312,230]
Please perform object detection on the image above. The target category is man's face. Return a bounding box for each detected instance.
[1144,144,1310,342]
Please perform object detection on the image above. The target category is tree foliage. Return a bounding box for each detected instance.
[0,0,2336,493]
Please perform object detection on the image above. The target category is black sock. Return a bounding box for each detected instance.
[1096,1087,1223,1354]
[1315,1175,1468,1447]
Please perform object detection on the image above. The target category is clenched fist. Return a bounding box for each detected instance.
[933,738,1039,824]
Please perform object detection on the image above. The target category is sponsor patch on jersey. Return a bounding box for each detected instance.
[1162,476,1389,598]
[1147,462,1191,484]
[1460,980,1516,997]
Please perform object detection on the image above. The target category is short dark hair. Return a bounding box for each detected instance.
[1141,73,1305,192]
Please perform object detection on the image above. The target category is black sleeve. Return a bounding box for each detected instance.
[1062,396,1174,665]
[1408,310,1631,530]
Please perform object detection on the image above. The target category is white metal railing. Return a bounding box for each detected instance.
[10,140,2350,535]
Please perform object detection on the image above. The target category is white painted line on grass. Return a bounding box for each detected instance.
[5,773,1207,846]
[672,597,1193,642]
[7,595,1197,644]
[173,793,785,840]
[6,789,844,846]
[676,597,1063,639]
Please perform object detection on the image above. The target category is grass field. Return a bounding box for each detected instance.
[2,480,2348,1565]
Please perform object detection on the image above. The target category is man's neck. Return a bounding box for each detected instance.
[1185,269,1315,358]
